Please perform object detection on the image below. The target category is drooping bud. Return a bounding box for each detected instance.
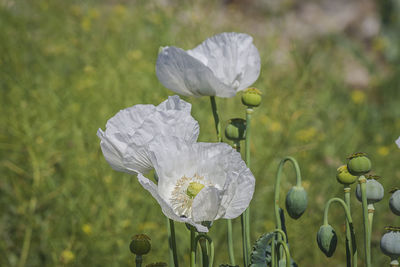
[285,186,308,219]
[317,224,337,257]
[346,152,371,176]
[130,234,151,255]
[225,118,246,141]
[336,165,357,185]
[241,87,262,107]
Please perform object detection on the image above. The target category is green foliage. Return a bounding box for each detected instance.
[0,1,400,267]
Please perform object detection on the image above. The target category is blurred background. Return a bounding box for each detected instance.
[1,0,400,266]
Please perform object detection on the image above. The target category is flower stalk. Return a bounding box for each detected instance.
[167,218,179,267]
[210,96,221,142]
[195,234,214,267]
[359,176,371,267]
[190,227,196,267]
[344,186,357,267]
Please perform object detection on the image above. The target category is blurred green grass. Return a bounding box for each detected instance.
[1,0,400,266]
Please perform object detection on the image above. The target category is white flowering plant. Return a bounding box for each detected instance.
[98,32,399,267]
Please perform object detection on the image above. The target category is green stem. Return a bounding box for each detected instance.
[368,203,375,249]
[209,96,221,142]
[359,176,371,267]
[167,219,179,267]
[190,228,196,267]
[241,214,248,267]
[244,108,253,263]
[271,229,288,267]
[344,186,357,267]
[135,255,143,267]
[273,157,302,266]
[194,234,214,267]
[323,198,357,265]
[276,240,291,267]
[227,220,235,265]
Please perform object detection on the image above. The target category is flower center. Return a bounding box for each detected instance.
[186,182,205,198]
[170,174,212,218]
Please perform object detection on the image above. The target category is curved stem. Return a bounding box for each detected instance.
[190,228,196,267]
[199,238,209,267]
[135,255,143,267]
[167,219,179,267]
[276,240,291,267]
[273,228,288,243]
[209,96,221,142]
[273,157,302,266]
[323,197,357,265]
[274,157,302,230]
[194,234,214,267]
[359,176,371,267]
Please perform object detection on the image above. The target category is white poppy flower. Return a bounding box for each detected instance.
[156,32,261,98]
[97,96,199,174]
[137,136,255,232]
[396,136,400,148]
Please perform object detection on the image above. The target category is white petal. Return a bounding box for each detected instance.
[156,46,234,97]
[157,95,192,113]
[188,32,261,92]
[396,136,400,148]
[222,166,255,219]
[192,186,221,222]
[137,173,209,232]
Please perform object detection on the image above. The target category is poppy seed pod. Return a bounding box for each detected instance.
[225,118,246,141]
[336,165,358,185]
[129,234,151,255]
[241,87,262,107]
[380,227,400,259]
[389,189,400,216]
[317,224,338,257]
[347,153,371,176]
[356,177,384,204]
[285,186,308,219]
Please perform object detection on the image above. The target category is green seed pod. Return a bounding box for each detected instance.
[336,165,358,185]
[380,228,400,259]
[129,234,151,255]
[225,118,246,141]
[241,87,262,107]
[346,153,371,176]
[146,263,167,267]
[317,224,337,257]
[389,188,400,216]
[285,186,308,219]
[356,177,384,204]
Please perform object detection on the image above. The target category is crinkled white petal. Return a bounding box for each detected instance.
[396,136,400,148]
[98,96,199,174]
[137,173,209,232]
[156,46,235,97]
[188,32,261,92]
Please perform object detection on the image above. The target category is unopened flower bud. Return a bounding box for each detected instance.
[347,152,371,176]
[130,234,151,255]
[317,224,337,257]
[241,87,262,107]
[285,186,308,219]
[225,118,246,141]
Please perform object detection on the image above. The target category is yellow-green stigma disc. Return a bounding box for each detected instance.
[186,182,205,198]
